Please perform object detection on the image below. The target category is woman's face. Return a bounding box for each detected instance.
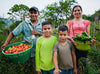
[73,7,82,18]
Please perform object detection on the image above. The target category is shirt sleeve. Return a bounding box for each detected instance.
[67,20,73,26]
[12,22,23,37]
[53,42,58,52]
[84,20,91,27]
[71,42,75,51]
[36,38,41,71]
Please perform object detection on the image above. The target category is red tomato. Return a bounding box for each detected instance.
[5,50,10,54]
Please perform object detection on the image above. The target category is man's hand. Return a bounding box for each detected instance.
[1,42,8,50]
[37,70,42,74]
[54,69,61,74]
[31,29,40,35]
[73,68,77,74]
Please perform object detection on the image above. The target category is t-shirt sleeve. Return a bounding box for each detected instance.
[68,40,75,51]
[53,42,58,52]
[71,43,75,51]
[36,38,41,71]
[84,20,91,27]
[12,22,23,37]
[67,20,73,26]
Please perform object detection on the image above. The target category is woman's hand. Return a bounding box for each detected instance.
[90,37,96,45]
[67,36,78,46]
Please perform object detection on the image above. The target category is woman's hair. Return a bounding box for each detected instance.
[72,5,82,12]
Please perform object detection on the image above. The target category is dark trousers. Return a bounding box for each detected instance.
[75,48,88,68]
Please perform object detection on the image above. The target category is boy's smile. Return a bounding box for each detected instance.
[42,25,53,38]
[58,31,68,42]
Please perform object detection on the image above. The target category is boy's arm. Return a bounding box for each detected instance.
[72,51,77,74]
[53,51,61,74]
[36,39,41,71]
[53,51,59,69]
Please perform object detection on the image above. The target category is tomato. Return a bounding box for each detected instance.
[5,50,10,54]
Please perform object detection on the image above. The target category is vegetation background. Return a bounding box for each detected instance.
[0,0,100,74]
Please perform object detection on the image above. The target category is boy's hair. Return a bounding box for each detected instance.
[58,25,68,32]
[42,21,52,27]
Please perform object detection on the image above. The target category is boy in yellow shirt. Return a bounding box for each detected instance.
[36,21,57,74]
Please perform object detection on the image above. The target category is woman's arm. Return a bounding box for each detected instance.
[86,24,90,36]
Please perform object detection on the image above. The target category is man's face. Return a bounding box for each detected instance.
[29,10,40,21]
[58,31,68,42]
[42,25,53,38]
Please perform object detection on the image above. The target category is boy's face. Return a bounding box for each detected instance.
[42,24,53,38]
[58,30,68,42]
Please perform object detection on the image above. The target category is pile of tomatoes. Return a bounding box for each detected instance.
[5,43,31,54]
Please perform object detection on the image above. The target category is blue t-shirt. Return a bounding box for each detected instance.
[12,19,42,57]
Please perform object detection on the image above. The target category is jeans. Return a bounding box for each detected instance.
[41,68,55,74]
[60,68,73,74]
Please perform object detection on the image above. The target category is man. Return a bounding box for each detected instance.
[1,6,42,73]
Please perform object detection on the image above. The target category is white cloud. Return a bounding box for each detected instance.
[0,0,100,18]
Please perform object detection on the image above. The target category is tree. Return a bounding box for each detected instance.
[0,18,6,30]
[7,4,29,21]
[40,0,77,27]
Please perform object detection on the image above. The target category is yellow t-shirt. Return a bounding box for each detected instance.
[36,36,57,71]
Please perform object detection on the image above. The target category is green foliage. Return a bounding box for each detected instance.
[40,0,77,27]
[83,9,100,22]
[78,57,99,74]
[9,21,21,31]
[0,18,6,30]
[7,4,29,21]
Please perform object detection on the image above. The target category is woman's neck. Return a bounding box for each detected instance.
[74,17,83,21]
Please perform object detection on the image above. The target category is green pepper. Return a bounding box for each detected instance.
[76,34,81,37]
[82,31,89,37]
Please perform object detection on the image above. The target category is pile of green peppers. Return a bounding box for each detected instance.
[74,31,92,43]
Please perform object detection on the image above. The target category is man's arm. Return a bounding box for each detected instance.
[72,51,77,74]
[31,29,42,35]
[1,32,14,50]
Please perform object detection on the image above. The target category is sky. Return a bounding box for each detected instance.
[0,0,100,18]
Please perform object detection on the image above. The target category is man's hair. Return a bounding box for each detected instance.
[58,25,68,32]
[42,21,52,27]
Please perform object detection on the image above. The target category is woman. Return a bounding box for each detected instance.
[66,5,96,68]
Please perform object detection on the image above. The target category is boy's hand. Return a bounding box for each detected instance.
[37,70,42,74]
[73,68,77,74]
[54,69,61,74]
